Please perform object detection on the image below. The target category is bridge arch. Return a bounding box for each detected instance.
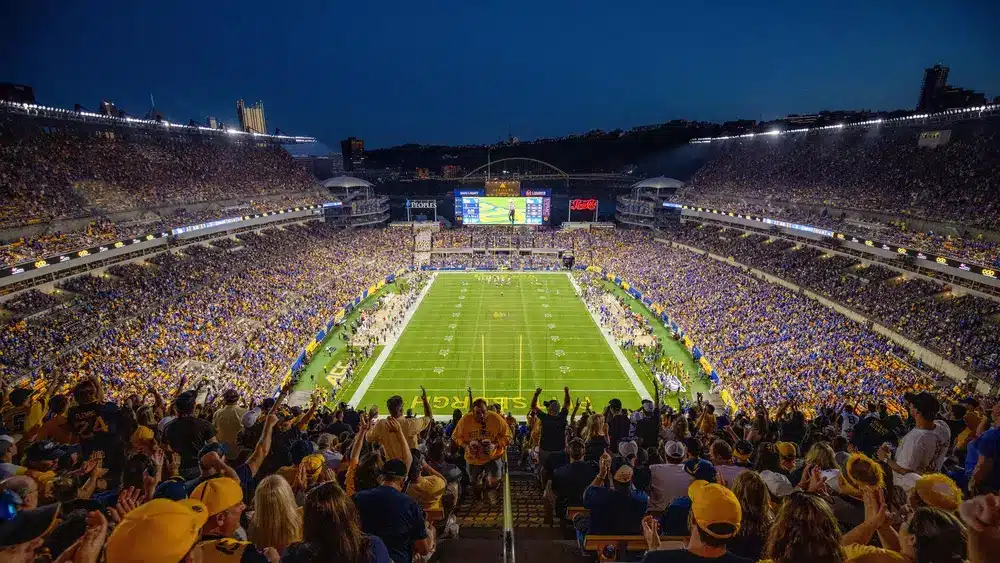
[461,157,569,181]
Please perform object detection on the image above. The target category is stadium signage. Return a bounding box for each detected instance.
[688,204,999,281]
[409,200,437,209]
[454,189,484,197]
[1,204,324,279]
[522,189,551,197]
[570,199,598,211]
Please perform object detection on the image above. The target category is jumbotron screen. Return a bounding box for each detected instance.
[456,196,550,225]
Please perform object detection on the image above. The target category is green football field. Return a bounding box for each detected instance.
[344,272,649,417]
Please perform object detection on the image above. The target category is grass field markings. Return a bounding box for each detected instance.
[567,272,652,401]
[346,273,437,407]
[433,367,444,374]
[547,323,556,329]
[452,312,461,317]
[443,335,453,341]
[554,349,565,357]
[541,303,549,308]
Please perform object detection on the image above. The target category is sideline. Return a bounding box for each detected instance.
[567,272,651,401]
[347,273,437,407]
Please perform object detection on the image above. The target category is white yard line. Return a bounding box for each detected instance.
[567,272,651,401]
[347,273,438,407]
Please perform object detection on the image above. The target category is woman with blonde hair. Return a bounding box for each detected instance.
[728,471,774,561]
[583,413,610,462]
[249,474,303,554]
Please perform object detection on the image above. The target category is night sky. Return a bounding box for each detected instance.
[4,0,999,148]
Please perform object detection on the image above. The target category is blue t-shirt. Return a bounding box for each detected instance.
[967,427,1000,493]
[353,486,427,563]
[583,485,649,535]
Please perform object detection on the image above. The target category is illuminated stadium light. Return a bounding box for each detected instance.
[0,100,317,142]
[689,103,999,143]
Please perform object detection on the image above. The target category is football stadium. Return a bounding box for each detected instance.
[3,6,1000,562]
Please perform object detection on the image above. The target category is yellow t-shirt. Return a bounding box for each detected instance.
[758,544,905,563]
[453,411,511,465]
[407,474,446,510]
[367,416,432,462]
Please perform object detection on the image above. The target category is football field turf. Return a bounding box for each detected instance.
[346,272,649,417]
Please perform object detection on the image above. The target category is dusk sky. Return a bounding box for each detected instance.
[4,0,998,148]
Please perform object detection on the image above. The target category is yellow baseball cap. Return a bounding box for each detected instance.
[914,473,962,511]
[191,477,243,516]
[130,426,154,449]
[302,453,325,478]
[105,498,208,563]
[775,442,798,460]
[689,480,742,538]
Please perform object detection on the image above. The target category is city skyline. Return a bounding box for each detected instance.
[3,0,999,148]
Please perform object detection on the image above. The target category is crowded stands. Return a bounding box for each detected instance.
[2,107,1000,563]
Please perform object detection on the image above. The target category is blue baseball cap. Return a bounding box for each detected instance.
[684,459,717,483]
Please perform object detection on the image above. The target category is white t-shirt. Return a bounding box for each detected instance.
[648,463,691,511]
[840,413,859,438]
[894,420,951,474]
[716,464,749,487]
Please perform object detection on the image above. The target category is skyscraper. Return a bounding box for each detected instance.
[340,137,365,172]
[236,99,267,134]
[917,65,949,112]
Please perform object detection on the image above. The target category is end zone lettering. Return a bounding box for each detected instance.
[409,395,530,411]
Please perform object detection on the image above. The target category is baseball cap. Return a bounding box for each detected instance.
[174,390,198,411]
[904,391,940,419]
[301,454,325,478]
[913,474,962,512]
[775,442,798,460]
[105,499,209,563]
[25,441,66,463]
[383,459,408,479]
[190,477,243,516]
[837,453,885,492]
[241,408,262,428]
[613,465,634,484]
[153,478,189,501]
[689,480,742,539]
[130,426,155,450]
[223,389,240,404]
[618,440,639,459]
[0,502,60,547]
[198,442,228,461]
[733,440,753,463]
[664,441,687,461]
[684,459,718,483]
[0,436,15,457]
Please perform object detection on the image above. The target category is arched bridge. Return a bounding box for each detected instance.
[459,157,631,183]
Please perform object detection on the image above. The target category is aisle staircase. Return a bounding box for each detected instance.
[435,449,593,563]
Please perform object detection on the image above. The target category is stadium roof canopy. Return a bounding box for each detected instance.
[631,177,684,189]
[321,176,373,188]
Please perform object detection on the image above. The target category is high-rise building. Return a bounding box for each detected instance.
[340,137,365,172]
[917,64,949,112]
[236,99,267,134]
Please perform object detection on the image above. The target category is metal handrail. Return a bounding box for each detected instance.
[501,452,515,563]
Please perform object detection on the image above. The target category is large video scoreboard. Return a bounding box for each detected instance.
[455,188,551,225]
